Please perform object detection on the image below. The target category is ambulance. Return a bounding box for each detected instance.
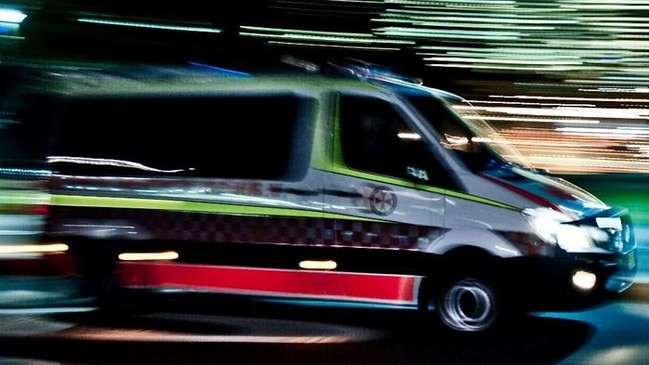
[0,61,637,334]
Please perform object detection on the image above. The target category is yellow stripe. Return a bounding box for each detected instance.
[323,168,518,211]
[50,194,381,222]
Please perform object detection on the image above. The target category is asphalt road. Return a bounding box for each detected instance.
[1,293,649,365]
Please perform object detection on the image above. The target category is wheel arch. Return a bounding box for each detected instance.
[416,242,522,334]
[427,227,523,258]
[417,245,498,310]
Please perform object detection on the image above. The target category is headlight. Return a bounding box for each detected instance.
[522,208,597,252]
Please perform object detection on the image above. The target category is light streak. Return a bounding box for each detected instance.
[77,18,222,33]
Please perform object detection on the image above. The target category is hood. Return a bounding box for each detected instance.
[481,163,609,219]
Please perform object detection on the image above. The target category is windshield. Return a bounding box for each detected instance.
[406,94,532,172]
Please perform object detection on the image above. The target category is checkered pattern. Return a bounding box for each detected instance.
[49,206,442,250]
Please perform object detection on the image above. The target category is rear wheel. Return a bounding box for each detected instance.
[77,250,137,315]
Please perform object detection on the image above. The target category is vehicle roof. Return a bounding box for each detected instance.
[8,62,464,102]
[13,65,385,97]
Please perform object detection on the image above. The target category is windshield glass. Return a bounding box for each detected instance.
[406,94,532,172]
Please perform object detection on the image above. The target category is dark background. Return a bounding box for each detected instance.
[0,0,586,94]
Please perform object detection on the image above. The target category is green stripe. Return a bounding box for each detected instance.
[50,194,382,222]
[51,178,517,219]
[0,189,50,205]
[326,167,518,211]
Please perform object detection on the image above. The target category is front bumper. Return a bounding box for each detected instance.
[504,247,637,312]
[566,206,638,294]
[603,249,637,293]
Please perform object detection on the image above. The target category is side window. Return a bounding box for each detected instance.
[340,96,402,177]
[339,95,456,188]
[407,95,495,172]
[0,94,56,163]
[52,95,311,180]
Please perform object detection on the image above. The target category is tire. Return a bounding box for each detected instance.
[435,276,500,334]
[94,271,125,311]
[78,251,137,315]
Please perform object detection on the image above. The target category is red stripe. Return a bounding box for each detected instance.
[116,262,417,304]
[480,174,568,215]
[0,253,80,276]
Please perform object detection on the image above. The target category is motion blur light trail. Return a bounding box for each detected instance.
[4,1,649,175]
[236,0,649,86]
[239,1,649,174]
[6,0,649,87]
[454,91,649,174]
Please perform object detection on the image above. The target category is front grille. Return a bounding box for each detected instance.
[598,213,635,254]
[575,207,637,254]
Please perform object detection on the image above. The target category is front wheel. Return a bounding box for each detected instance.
[435,277,500,333]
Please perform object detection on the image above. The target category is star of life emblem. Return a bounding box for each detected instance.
[369,186,397,216]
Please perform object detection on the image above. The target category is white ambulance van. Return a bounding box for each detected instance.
[0,62,637,334]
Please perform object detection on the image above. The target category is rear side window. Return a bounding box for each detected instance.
[52,95,312,180]
[0,93,56,164]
